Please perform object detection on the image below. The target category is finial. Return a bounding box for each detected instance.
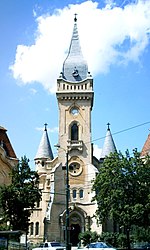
[44,123,48,131]
[107,122,110,130]
[74,13,77,22]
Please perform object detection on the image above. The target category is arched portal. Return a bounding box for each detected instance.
[69,209,85,247]
[70,223,81,246]
[60,207,87,246]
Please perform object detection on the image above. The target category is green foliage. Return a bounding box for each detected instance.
[99,232,117,246]
[131,226,150,243]
[79,231,99,246]
[0,156,41,232]
[92,149,150,231]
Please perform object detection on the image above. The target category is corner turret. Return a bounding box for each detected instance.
[35,124,54,172]
[100,123,117,162]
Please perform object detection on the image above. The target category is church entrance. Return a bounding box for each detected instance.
[70,223,81,246]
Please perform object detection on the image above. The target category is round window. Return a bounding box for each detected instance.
[70,107,79,116]
[69,162,82,176]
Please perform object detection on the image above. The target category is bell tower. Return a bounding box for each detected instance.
[55,17,99,244]
[56,16,94,167]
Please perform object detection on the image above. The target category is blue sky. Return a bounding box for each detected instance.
[1,0,150,167]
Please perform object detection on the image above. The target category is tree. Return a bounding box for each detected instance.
[0,156,41,232]
[79,231,99,246]
[92,149,150,242]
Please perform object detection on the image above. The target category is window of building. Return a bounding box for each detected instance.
[72,189,77,199]
[79,189,84,199]
[37,200,40,207]
[35,222,39,235]
[30,222,34,235]
[69,162,81,175]
[71,123,78,141]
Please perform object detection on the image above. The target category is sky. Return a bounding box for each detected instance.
[1,0,150,168]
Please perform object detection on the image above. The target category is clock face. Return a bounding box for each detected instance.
[71,107,79,116]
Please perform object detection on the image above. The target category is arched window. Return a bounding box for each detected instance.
[35,222,39,235]
[79,189,84,199]
[37,200,40,207]
[30,222,34,235]
[71,123,78,141]
[72,189,77,199]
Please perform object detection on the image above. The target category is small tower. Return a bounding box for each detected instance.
[35,123,54,173]
[30,124,54,243]
[100,123,117,162]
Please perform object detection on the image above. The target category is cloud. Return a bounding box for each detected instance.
[93,144,102,159]
[10,0,150,93]
[36,126,58,133]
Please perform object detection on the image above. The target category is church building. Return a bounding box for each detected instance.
[28,16,117,246]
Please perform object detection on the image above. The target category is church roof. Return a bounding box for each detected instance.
[62,15,88,82]
[100,123,117,160]
[141,133,150,157]
[35,124,54,160]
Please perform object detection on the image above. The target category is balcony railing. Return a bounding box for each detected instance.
[67,140,83,152]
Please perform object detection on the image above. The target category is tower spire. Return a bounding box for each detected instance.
[62,15,88,82]
[35,124,54,160]
[100,123,117,161]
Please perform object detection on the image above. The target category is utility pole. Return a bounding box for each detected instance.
[55,144,70,250]
[66,151,70,250]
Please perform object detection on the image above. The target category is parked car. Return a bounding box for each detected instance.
[85,242,117,250]
[32,241,65,250]
[133,243,150,250]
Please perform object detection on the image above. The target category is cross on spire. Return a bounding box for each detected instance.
[74,13,77,22]
[44,123,48,131]
[107,122,110,130]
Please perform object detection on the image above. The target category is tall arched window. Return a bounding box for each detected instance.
[79,189,84,199]
[35,222,39,235]
[72,189,77,199]
[71,123,78,141]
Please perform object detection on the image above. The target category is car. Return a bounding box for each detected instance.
[85,242,117,250]
[32,241,65,250]
[133,243,150,250]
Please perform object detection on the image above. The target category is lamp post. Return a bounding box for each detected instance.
[55,145,70,250]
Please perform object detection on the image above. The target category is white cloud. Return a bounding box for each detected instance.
[29,88,37,95]
[36,126,58,133]
[10,0,150,93]
[93,144,102,159]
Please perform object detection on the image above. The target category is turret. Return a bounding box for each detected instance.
[35,123,54,173]
[100,123,117,162]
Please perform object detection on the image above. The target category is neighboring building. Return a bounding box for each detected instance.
[141,131,150,157]
[29,16,103,245]
[0,126,18,185]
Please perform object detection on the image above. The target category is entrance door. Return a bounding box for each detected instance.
[70,224,81,246]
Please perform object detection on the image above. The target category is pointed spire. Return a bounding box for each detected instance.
[100,123,117,160]
[35,124,54,160]
[62,15,88,82]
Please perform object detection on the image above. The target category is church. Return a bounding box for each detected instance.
[28,16,118,246]
[0,14,149,248]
